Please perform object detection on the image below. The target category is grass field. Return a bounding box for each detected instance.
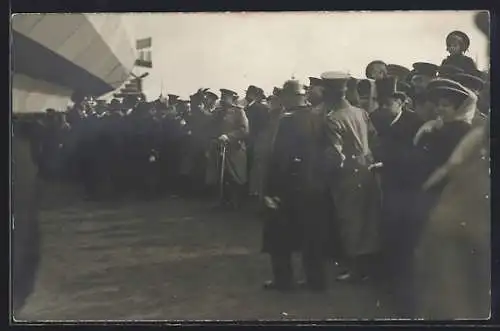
[16,182,396,321]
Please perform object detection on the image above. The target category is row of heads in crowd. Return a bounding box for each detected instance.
[59,30,488,118]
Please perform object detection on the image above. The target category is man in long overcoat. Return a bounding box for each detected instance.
[245,85,270,199]
[262,80,331,291]
[205,89,249,209]
[321,71,383,282]
[370,76,425,315]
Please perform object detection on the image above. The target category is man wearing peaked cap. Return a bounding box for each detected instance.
[320,71,351,105]
[441,30,478,74]
[220,88,239,106]
[205,87,249,210]
[410,62,440,122]
[262,78,331,292]
[321,71,383,282]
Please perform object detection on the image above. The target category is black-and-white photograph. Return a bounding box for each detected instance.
[11,11,491,322]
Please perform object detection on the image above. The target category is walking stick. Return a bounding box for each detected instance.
[218,141,227,203]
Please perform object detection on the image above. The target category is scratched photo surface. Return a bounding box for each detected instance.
[11,11,490,322]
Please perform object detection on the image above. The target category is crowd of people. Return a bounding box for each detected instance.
[16,26,490,319]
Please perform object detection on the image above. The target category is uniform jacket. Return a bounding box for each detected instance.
[324,99,382,257]
[262,105,331,255]
[205,105,249,185]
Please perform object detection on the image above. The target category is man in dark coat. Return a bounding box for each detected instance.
[245,85,270,199]
[206,89,249,209]
[321,71,383,282]
[262,80,331,291]
[370,76,425,315]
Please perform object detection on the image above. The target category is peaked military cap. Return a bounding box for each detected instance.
[387,64,411,81]
[446,30,471,51]
[320,71,351,90]
[412,62,439,77]
[168,94,180,100]
[220,88,238,97]
[426,78,469,102]
[426,86,469,104]
[245,85,260,94]
[452,73,485,91]
[427,77,465,90]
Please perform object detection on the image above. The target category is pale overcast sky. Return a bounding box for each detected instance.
[117,11,489,100]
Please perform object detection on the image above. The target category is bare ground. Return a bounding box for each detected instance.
[15,182,397,321]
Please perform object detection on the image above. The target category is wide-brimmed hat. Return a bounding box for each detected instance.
[220,89,238,97]
[446,30,471,51]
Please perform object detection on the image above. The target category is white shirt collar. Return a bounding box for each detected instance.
[390,110,403,126]
[247,100,256,107]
